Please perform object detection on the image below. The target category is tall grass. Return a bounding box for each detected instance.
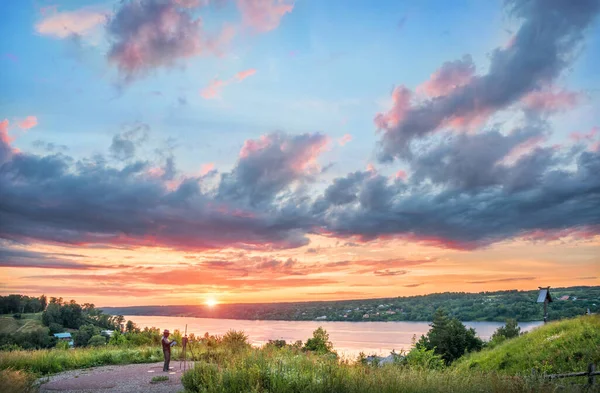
[181,347,577,393]
[0,345,164,375]
[0,369,37,393]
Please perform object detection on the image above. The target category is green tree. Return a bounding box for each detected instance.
[416,308,483,364]
[125,320,139,333]
[39,294,48,311]
[492,319,520,341]
[74,324,99,347]
[304,327,334,354]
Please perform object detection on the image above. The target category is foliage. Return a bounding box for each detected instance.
[151,375,169,383]
[303,327,335,355]
[41,297,120,331]
[404,346,446,370]
[0,329,55,350]
[55,340,70,350]
[48,322,64,335]
[87,334,107,347]
[125,320,139,333]
[0,294,47,314]
[416,308,483,365]
[222,330,250,352]
[73,324,100,347]
[181,346,573,393]
[0,346,164,375]
[0,369,36,393]
[488,319,521,347]
[101,286,600,322]
[456,315,600,375]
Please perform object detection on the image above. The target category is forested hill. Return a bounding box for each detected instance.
[101,286,599,322]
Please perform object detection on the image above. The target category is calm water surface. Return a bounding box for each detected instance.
[126,315,542,358]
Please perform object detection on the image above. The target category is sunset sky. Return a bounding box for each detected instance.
[1,0,599,307]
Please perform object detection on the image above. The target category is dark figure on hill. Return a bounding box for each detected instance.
[161,329,176,372]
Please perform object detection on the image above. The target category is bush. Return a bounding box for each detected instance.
[404,346,445,370]
[12,313,22,320]
[56,340,70,350]
[222,330,249,352]
[88,335,107,347]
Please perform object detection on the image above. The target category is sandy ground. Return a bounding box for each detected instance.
[38,362,195,393]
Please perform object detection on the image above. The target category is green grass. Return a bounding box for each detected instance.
[0,346,165,375]
[0,313,45,334]
[455,315,600,375]
[151,375,169,383]
[181,347,581,393]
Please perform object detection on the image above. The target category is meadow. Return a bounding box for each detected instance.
[0,315,597,392]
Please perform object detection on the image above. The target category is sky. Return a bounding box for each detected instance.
[0,0,599,307]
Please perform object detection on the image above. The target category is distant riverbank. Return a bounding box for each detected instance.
[126,315,543,357]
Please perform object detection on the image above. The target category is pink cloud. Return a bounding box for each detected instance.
[235,68,257,81]
[36,9,107,38]
[18,116,38,130]
[200,162,215,175]
[338,134,352,146]
[237,0,294,32]
[201,68,257,99]
[0,119,12,144]
[522,88,580,113]
[395,170,407,180]
[201,79,227,99]
[570,127,598,143]
[374,86,412,130]
[417,55,475,97]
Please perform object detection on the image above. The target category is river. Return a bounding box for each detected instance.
[125,315,543,358]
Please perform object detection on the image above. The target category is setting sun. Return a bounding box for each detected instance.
[205,298,218,308]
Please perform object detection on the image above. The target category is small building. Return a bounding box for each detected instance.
[101,330,115,337]
[537,286,553,323]
[363,314,370,319]
[559,295,569,301]
[315,316,327,320]
[53,332,74,347]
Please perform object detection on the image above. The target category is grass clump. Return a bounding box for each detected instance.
[151,375,169,383]
[456,315,600,374]
[0,369,37,393]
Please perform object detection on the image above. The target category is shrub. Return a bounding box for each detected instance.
[150,375,169,383]
[404,346,445,370]
[222,330,249,352]
[0,370,36,393]
[55,340,70,350]
[88,335,107,347]
[12,313,22,320]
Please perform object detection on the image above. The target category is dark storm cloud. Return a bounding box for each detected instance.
[217,132,329,207]
[0,131,318,251]
[0,247,104,270]
[376,0,600,160]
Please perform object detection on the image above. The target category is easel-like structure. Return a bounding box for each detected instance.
[180,324,189,371]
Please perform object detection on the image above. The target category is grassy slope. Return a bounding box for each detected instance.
[0,313,45,334]
[455,315,600,374]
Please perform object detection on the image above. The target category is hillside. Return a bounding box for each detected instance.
[101,286,600,322]
[455,315,600,374]
[0,313,44,335]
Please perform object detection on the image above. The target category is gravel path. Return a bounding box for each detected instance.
[38,362,194,393]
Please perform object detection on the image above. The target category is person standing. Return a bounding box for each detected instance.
[161,329,176,372]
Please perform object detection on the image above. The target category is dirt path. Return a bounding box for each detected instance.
[38,362,194,393]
